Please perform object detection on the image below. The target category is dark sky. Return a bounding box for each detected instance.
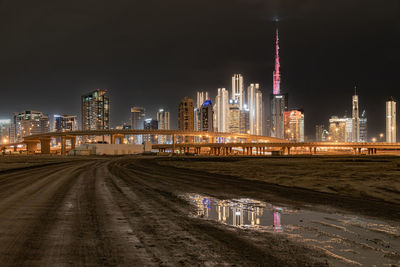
[0,0,399,139]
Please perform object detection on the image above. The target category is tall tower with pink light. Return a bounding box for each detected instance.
[273,28,281,95]
[269,26,288,139]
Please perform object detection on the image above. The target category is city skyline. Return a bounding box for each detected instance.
[0,0,399,138]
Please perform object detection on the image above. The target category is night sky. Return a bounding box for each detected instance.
[0,0,399,139]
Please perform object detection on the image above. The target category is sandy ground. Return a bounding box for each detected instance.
[0,155,82,171]
[0,156,332,266]
[159,156,400,207]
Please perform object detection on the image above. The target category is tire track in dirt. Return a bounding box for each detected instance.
[107,158,327,266]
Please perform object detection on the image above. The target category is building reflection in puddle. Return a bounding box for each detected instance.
[185,193,400,266]
[273,207,283,232]
[189,194,281,230]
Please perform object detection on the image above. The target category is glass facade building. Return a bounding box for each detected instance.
[11,111,50,143]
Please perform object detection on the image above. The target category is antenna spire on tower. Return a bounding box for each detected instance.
[273,27,281,95]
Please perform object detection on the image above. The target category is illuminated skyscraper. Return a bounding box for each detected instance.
[178,97,194,143]
[329,116,352,142]
[131,107,145,144]
[195,91,209,131]
[196,91,209,110]
[352,88,360,142]
[248,83,263,135]
[232,74,244,110]
[178,97,194,131]
[270,94,288,138]
[156,109,170,144]
[284,110,304,142]
[81,89,109,131]
[359,110,368,142]
[81,89,110,133]
[386,97,396,143]
[215,88,229,132]
[273,28,281,95]
[228,100,240,133]
[200,100,213,132]
[239,109,250,134]
[143,118,158,144]
[270,28,288,138]
[11,111,50,143]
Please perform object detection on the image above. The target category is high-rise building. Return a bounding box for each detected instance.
[248,83,263,135]
[131,107,145,144]
[195,92,209,131]
[386,97,396,143]
[81,89,110,131]
[315,124,324,142]
[52,115,78,146]
[284,110,304,142]
[156,109,170,144]
[352,89,360,142]
[232,74,244,109]
[178,97,194,131]
[273,28,281,95]
[178,97,194,143]
[270,93,288,138]
[0,119,11,144]
[143,119,158,143]
[228,100,240,133]
[200,100,213,132]
[239,109,250,134]
[11,111,50,143]
[270,28,288,139]
[196,91,209,110]
[359,110,368,142]
[53,115,78,132]
[329,116,352,142]
[215,88,229,132]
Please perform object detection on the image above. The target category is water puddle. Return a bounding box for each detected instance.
[184,193,400,266]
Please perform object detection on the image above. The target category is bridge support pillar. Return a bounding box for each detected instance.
[71,137,76,150]
[112,134,124,144]
[287,147,291,155]
[314,147,317,154]
[172,134,175,154]
[61,136,67,155]
[25,140,39,154]
[40,138,51,154]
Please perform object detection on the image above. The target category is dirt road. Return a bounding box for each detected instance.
[0,156,397,266]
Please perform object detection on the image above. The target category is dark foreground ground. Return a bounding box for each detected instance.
[0,156,398,266]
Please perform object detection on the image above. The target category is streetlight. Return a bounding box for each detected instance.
[379,133,384,142]
[372,137,377,143]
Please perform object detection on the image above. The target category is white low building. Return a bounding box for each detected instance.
[70,142,152,156]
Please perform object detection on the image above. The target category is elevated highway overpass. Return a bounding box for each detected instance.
[4,130,286,154]
[1,130,399,155]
